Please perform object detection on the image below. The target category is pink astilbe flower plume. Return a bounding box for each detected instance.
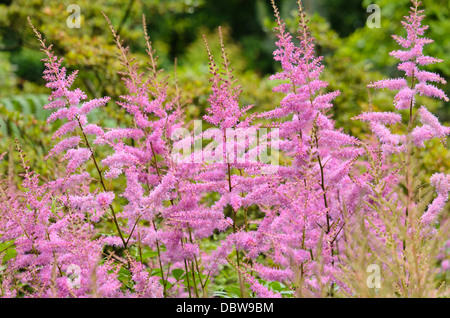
[27,18,126,247]
[100,14,193,297]
[421,173,450,226]
[0,19,146,298]
[164,26,269,295]
[360,1,449,155]
[0,140,122,298]
[234,0,363,295]
[346,1,450,297]
[359,0,450,230]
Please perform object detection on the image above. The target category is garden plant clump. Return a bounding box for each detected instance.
[0,0,449,298]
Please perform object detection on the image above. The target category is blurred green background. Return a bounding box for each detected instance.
[0,0,449,177]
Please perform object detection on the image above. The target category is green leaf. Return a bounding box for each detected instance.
[162,280,173,290]
[118,267,133,288]
[0,241,17,264]
[151,268,163,277]
[270,281,283,292]
[141,251,159,260]
[172,269,185,281]
[3,247,17,263]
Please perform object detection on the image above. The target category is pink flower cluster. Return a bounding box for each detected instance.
[0,1,448,298]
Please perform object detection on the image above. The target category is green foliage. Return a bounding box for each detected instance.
[0,240,17,265]
[0,52,17,97]
[0,94,53,177]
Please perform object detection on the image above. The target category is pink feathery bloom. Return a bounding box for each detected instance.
[442,260,450,271]
[416,56,443,66]
[394,87,416,110]
[122,167,144,204]
[369,123,402,147]
[313,91,341,109]
[397,61,417,77]
[14,1,448,298]
[47,172,91,192]
[79,97,111,115]
[238,0,362,290]
[353,112,402,125]
[368,0,448,114]
[83,124,105,137]
[145,173,177,207]
[319,130,359,147]
[415,70,446,84]
[415,83,449,101]
[101,236,124,248]
[45,136,80,160]
[362,1,449,157]
[69,194,97,211]
[52,121,79,140]
[421,173,450,226]
[252,264,293,282]
[418,106,450,138]
[430,173,450,197]
[46,107,73,123]
[202,36,248,130]
[368,78,408,91]
[421,195,447,226]
[244,274,282,298]
[102,151,139,175]
[44,98,66,110]
[411,106,450,147]
[102,128,144,142]
[31,20,113,185]
[325,159,354,185]
[64,148,92,172]
[411,125,435,147]
[96,192,115,208]
[104,167,123,180]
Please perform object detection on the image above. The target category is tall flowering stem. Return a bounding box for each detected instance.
[363,0,449,229]
[201,27,251,297]
[350,0,450,296]
[238,0,364,297]
[27,18,128,249]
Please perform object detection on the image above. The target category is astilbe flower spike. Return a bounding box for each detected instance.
[360,0,449,153]
[27,18,128,249]
[101,13,192,297]
[0,18,161,298]
[356,0,450,229]
[345,0,450,297]
[227,0,364,296]
[0,140,122,297]
[171,27,267,297]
